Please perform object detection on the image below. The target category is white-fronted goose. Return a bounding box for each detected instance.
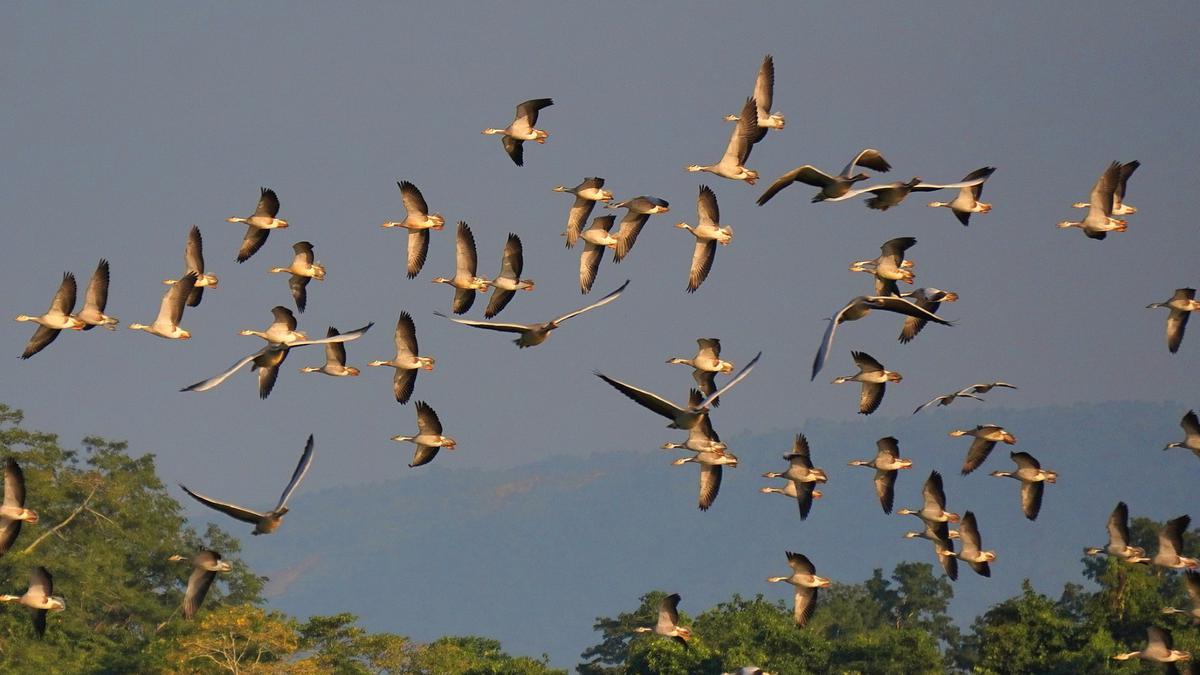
[393,401,456,468]
[831,351,902,415]
[927,167,996,225]
[0,566,64,637]
[897,470,959,525]
[667,338,733,406]
[163,226,217,307]
[432,222,489,314]
[761,434,827,519]
[912,382,1015,414]
[300,327,361,378]
[16,272,84,358]
[633,593,692,648]
[482,98,554,166]
[756,148,891,205]
[990,451,1057,521]
[485,234,534,319]
[1113,627,1192,667]
[1086,501,1151,563]
[939,511,995,577]
[1074,160,1139,215]
[579,215,618,294]
[228,187,288,263]
[849,237,916,296]
[1165,410,1200,460]
[767,552,830,628]
[438,279,630,348]
[672,449,738,511]
[724,55,784,129]
[554,177,612,248]
[78,259,119,330]
[168,550,232,620]
[685,97,763,184]
[811,295,952,379]
[949,424,1016,475]
[1058,162,1126,239]
[1154,515,1199,570]
[897,288,959,344]
[848,436,912,514]
[270,241,325,313]
[368,311,434,404]
[381,181,445,279]
[661,393,727,453]
[129,272,197,340]
[240,306,307,345]
[595,351,761,429]
[0,459,37,557]
[1162,571,1200,623]
[1148,289,1200,354]
[904,520,959,581]
[677,185,732,293]
[607,196,670,263]
[180,435,313,535]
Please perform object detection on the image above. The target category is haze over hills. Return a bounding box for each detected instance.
[234,400,1194,668]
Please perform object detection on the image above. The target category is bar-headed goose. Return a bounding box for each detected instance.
[485,234,534,319]
[579,215,618,294]
[393,401,456,468]
[667,338,733,406]
[1057,162,1126,239]
[939,511,995,577]
[672,449,738,511]
[368,311,434,404]
[228,187,287,263]
[927,167,996,225]
[897,470,959,525]
[180,435,313,535]
[1086,501,1151,563]
[432,222,490,314]
[767,552,830,628]
[831,351,901,416]
[949,424,1016,475]
[0,459,37,557]
[1154,515,1199,570]
[16,272,84,358]
[163,226,217,307]
[849,237,916,296]
[1161,571,1200,623]
[990,451,1057,521]
[554,177,612,248]
[607,196,670,263]
[437,280,630,348]
[661,392,727,453]
[595,351,761,430]
[1165,410,1200,460]
[381,181,445,279]
[168,550,232,619]
[482,98,554,166]
[1148,288,1200,354]
[897,288,959,344]
[633,593,692,648]
[1113,626,1192,667]
[904,520,959,581]
[811,295,952,379]
[240,306,307,345]
[724,55,784,130]
[0,566,65,637]
[129,272,197,340]
[686,98,763,184]
[1074,160,1139,215]
[299,327,361,378]
[78,259,119,330]
[270,241,325,313]
[677,185,732,293]
[848,436,912,514]
[756,148,891,206]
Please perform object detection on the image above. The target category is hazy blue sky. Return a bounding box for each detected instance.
[3,0,1199,662]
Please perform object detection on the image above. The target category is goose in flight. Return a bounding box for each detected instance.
[848,436,913,514]
[299,327,361,378]
[811,295,952,379]
[633,593,692,648]
[595,351,761,430]
[270,241,325,313]
[1085,501,1150,564]
[760,481,823,514]
[180,435,313,535]
[168,550,232,619]
[579,215,618,294]
[926,167,996,225]
[554,177,612,248]
[1113,627,1192,668]
[482,98,554,166]
[990,451,1057,521]
[761,434,827,520]
[949,424,1016,475]
[381,181,445,279]
[672,449,738,511]
[912,382,1015,414]
[437,280,629,348]
[1161,571,1200,623]
[1148,288,1200,354]
[686,98,763,184]
[485,234,535,319]
[897,288,959,343]
[852,171,992,212]
[938,511,995,577]
[163,226,217,307]
[368,311,434,404]
[767,552,830,628]
[607,196,670,263]
[0,567,65,637]
[756,148,891,205]
[77,259,119,330]
[15,272,84,358]
[677,185,732,293]
[724,55,784,129]
[831,351,902,416]
[1153,515,1199,570]
[228,187,288,263]
[661,391,727,453]
[129,272,197,340]
[1057,162,1126,239]
[1074,160,1139,215]
[1164,410,1200,460]
[667,338,733,406]
[393,401,456,468]
[240,306,307,345]
[848,237,916,296]
[904,520,960,581]
[432,222,490,315]
[0,459,37,557]
[897,470,959,525]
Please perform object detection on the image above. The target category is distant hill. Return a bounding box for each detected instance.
[237,400,1194,669]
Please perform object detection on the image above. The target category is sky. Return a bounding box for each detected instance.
[2,0,1199,658]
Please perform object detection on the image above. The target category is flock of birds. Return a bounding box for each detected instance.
[5,53,1199,671]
